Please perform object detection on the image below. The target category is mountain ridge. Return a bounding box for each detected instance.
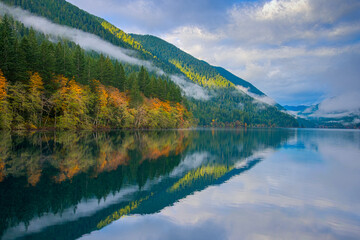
[0,0,300,128]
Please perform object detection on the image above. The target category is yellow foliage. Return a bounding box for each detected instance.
[101,21,153,56]
[169,59,234,88]
[97,194,152,229]
[0,69,8,102]
[29,72,44,93]
[168,165,233,192]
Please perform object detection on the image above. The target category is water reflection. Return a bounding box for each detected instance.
[81,129,360,240]
[0,129,291,239]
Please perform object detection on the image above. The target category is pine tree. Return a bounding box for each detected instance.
[130,74,143,107]
[39,41,55,86]
[14,38,29,83]
[0,15,16,82]
[27,28,41,72]
[103,56,115,86]
[117,62,126,91]
[125,72,136,91]
[145,76,156,98]
[138,66,148,92]
[72,45,86,84]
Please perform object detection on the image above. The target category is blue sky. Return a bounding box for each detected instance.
[66,0,360,107]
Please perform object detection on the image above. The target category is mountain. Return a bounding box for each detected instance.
[130,34,266,96]
[213,66,265,96]
[285,104,360,128]
[0,0,299,128]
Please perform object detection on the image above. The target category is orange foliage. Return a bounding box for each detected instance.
[27,169,42,187]
[55,164,80,183]
[145,145,171,160]
[107,87,128,107]
[149,98,171,112]
[68,79,83,96]
[0,158,5,182]
[0,70,8,102]
[95,151,129,174]
[175,133,186,155]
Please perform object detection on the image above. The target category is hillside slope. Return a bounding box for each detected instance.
[0,0,299,127]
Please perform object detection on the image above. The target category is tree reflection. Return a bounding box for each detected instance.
[0,129,292,239]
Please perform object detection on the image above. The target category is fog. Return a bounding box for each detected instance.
[170,75,211,100]
[0,2,214,101]
[236,85,276,106]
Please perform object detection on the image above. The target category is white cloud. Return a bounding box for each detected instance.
[310,92,360,118]
[0,2,215,100]
[236,86,276,106]
[255,0,311,21]
[162,0,360,106]
[4,0,360,107]
[0,2,151,67]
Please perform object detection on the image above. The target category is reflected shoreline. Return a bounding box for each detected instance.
[0,128,293,239]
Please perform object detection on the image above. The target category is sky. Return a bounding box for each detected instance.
[66,0,360,107]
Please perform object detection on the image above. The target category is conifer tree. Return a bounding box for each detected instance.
[0,15,16,82]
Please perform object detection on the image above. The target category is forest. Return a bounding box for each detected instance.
[0,0,300,129]
[0,15,192,130]
[132,34,299,127]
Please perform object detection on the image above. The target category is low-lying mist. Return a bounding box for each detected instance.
[0,2,211,100]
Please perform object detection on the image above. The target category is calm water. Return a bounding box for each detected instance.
[0,128,359,240]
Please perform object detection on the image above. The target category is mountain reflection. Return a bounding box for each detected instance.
[0,129,292,240]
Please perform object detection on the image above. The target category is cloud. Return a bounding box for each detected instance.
[67,0,234,34]
[161,0,360,106]
[57,0,360,107]
[0,2,154,68]
[170,75,211,100]
[236,86,276,106]
[310,92,360,118]
[4,0,360,108]
[0,2,214,101]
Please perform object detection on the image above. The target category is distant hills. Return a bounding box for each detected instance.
[284,104,360,128]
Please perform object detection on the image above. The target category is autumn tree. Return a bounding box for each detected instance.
[52,76,90,129]
[28,72,44,128]
[0,70,12,129]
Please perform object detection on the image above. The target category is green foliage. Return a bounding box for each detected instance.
[0,15,190,130]
[0,4,299,128]
[1,0,179,74]
[188,89,299,127]
[131,34,234,88]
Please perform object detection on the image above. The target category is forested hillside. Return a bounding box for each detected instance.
[0,0,300,128]
[131,34,298,127]
[0,0,182,74]
[0,16,192,130]
[131,34,233,88]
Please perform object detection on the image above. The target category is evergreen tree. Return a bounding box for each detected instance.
[137,66,149,92]
[0,15,16,82]
[103,56,115,86]
[130,74,143,107]
[72,45,86,84]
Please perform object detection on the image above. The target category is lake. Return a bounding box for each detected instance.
[0,128,359,240]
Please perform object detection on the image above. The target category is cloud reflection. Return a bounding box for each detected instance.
[81,129,360,240]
